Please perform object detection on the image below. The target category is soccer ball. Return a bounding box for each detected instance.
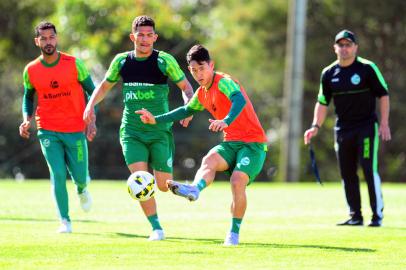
[127,171,156,201]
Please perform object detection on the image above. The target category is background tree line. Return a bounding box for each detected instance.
[0,0,405,182]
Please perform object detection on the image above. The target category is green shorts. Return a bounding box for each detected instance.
[120,129,174,173]
[212,141,267,184]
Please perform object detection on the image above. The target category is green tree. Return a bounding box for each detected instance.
[184,0,289,180]
[303,0,406,182]
[1,0,404,182]
[0,0,56,178]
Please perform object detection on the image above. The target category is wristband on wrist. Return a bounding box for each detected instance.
[311,124,320,129]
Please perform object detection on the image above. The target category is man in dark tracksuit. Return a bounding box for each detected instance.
[304,30,391,227]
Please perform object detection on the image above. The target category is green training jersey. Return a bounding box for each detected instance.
[105,49,185,134]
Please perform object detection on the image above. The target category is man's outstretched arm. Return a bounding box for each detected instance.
[136,106,198,125]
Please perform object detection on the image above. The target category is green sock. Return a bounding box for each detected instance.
[195,179,207,191]
[147,214,162,231]
[77,186,85,194]
[230,218,243,234]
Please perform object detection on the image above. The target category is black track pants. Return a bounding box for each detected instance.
[335,122,384,221]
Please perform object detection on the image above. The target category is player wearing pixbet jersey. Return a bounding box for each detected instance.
[83,15,194,241]
[19,21,96,233]
[137,44,267,246]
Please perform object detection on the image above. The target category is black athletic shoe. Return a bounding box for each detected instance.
[368,219,382,227]
[337,217,363,226]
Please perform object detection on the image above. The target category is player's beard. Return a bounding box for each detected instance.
[41,44,56,56]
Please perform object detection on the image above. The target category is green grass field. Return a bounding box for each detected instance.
[0,180,405,270]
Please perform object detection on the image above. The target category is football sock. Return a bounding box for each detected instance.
[77,186,85,194]
[230,218,243,234]
[194,179,207,191]
[147,214,163,231]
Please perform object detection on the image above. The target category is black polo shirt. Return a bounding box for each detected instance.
[318,56,389,130]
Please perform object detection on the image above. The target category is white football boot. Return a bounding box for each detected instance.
[57,219,72,233]
[223,232,239,246]
[148,229,165,241]
[78,188,92,212]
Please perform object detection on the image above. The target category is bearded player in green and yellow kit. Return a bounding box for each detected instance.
[83,15,194,241]
[19,22,96,233]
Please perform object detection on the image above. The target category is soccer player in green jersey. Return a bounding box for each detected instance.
[83,15,194,241]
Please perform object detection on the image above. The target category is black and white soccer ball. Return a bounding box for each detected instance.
[127,171,156,201]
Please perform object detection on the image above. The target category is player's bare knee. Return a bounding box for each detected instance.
[154,172,172,192]
[201,154,217,169]
[230,172,249,190]
[230,177,246,190]
[156,182,169,192]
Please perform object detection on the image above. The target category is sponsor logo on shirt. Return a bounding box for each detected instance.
[124,90,155,101]
[351,73,361,85]
[331,78,339,83]
[43,91,71,99]
[124,82,155,87]
[333,68,340,76]
[50,80,59,89]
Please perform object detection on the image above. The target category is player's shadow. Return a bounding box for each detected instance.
[241,242,375,252]
[114,233,375,253]
[115,232,222,244]
[373,226,406,231]
[0,217,100,223]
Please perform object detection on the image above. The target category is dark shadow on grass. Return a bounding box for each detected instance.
[0,217,56,222]
[72,232,106,236]
[373,226,406,231]
[0,217,100,223]
[115,232,223,244]
[115,232,150,240]
[114,233,375,252]
[241,243,375,252]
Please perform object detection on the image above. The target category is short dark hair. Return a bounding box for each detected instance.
[35,21,57,37]
[186,44,211,65]
[132,15,155,32]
